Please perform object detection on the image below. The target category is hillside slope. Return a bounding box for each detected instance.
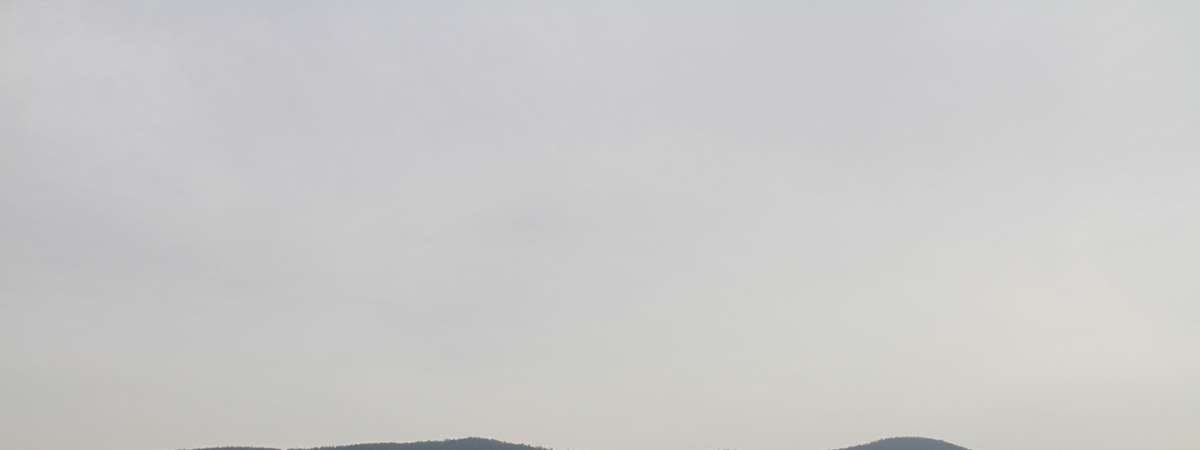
[190,437,546,450]
[835,437,970,450]
[191,435,970,450]
[304,437,547,450]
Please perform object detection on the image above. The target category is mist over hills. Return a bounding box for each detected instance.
[189,436,970,450]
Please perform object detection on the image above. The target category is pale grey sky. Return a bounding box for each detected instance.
[2,2,1198,450]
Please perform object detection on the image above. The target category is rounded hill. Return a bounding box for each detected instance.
[834,437,971,450]
[303,437,546,450]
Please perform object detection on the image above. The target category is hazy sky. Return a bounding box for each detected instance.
[3,2,1199,450]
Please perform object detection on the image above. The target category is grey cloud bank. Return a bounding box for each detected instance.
[2,2,1198,450]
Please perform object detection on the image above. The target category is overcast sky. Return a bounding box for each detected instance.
[3,2,1199,450]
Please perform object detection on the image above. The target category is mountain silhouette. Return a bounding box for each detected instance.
[303,437,547,450]
[189,435,971,450]
[834,437,970,450]
[189,437,547,450]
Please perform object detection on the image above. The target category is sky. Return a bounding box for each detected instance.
[2,2,1199,450]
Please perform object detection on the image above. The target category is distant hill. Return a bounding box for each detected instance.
[302,437,547,450]
[189,435,971,450]
[189,437,547,450]
[835,437,970,450]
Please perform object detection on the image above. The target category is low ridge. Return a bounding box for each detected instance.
[306,437,547,450]
[190,435,972,450]
[190,437,547,450]
[835,437,970,450]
